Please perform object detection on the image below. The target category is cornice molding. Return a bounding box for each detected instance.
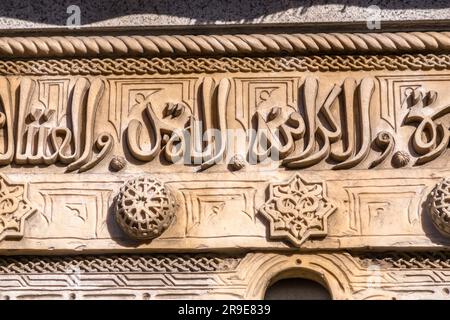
[2,31,450,58]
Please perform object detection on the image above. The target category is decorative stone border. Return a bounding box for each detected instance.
[2,32,450,58]
[1,54,450,76]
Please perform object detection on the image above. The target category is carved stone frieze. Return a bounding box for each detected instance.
[0,73,447,172]
[0,29,449,299]
[2,54,450,76]
[0,50,448,253]
[2,251,450,300]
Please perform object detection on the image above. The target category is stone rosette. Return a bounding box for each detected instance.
[115,176,176,240]
[429,178,450,237]
[259,174,336,246]
[0,174,37,241]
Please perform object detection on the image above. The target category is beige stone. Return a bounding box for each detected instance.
[1,31,450,299]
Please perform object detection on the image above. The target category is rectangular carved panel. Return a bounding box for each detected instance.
[0,68,448,251]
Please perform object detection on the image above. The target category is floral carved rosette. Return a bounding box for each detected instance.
[0,174,37,241]
[259,174,336,246]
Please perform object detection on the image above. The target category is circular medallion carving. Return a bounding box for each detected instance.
[429,178,450,237]
[115,176,176,240]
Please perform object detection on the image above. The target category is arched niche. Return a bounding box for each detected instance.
[263,267,332,300]
[243,254,352,299]
[264,277,332,300]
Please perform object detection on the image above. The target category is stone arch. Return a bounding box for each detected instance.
[264,277,331,300]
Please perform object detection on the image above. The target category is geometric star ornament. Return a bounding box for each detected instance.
[259,174,337,246]
[0,174,37,241]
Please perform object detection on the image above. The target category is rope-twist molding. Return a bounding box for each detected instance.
[2,32,450,58]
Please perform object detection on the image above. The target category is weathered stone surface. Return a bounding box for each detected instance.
[0,0,449,29]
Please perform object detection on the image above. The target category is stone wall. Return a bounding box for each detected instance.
[0,1,448,30]
[0,1,450,300]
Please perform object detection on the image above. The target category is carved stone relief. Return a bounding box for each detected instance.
[0,174,37,241]
[259,174,336,246]
[429,178,450,237]
[2,251,450,300]
[0,73,447,173]
[115,176,176,240]
[0,31,449,299]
